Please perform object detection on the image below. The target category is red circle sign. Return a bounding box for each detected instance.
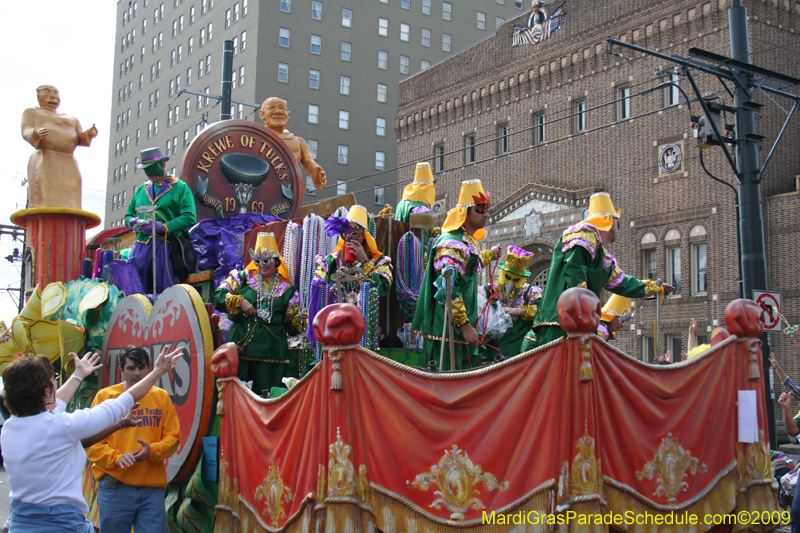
[179,120,305,221]
[756,293,780,330]
[100,285,214,482]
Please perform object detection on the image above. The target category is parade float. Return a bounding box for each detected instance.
[4,93,783,533]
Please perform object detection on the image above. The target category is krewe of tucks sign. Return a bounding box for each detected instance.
[180,120,304,221]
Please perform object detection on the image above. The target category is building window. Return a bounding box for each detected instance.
[691,242,707,295]
[376,117,386,136]
[421,28,430,47]
[442,33,451,52]
[207,22,212,40]
[443,2,451,20]
[187,67,192,85]
[377,84,387,103]
[169,79,175,97]
[205,55,211,73]
[477,12,486,29]
[516,0,523,7]
[464,134,475,164]
[185,98,190,116]
[421,60,430,70]
[664,67,680,107]
[340,76,350,95]
[497,124,509,155]
[166,138,172,156]
[400,23,410,42]
[338,146,348,164]
[422,0,431,15]
[666,245,681,295]
[171,49,176,67]
[434,144,444,172]
[312,1,322,20]
[375,186,385,204]
[337,179,347,194]
[243,0,248,16]
[279,28,290,47]
[234,3,240,22]
[339,110,349,130]
[400,55,409,74]
[305,139,317,159]
[341,41,351,61]
[642,336,655,363]
[308,104,319,124]
[573,100,586,132]
[379,18,388,37]
[534,112,546,144]
[155,89,160,105]
[496,17,504,26]
[378,50,388,69]
[136,129,141,145]
[667,335,682,360]
[198,59,204,78]
[239,66,245,86]
[172,19,178,37]
[233,36,238,55]
[616,85,631,121]
[177,44,183,62]
[278,63,289,83]
[200,27,206,46]
[241,30,246,50]
[188,36,194,55]
[190,5,195,22]
[310,35,321,54]
[401,0,409,8]
[281,0,291,12]
[342,8,352,27]
[375,152,385,170]
[225,7,233,27]
[643,249,656,279]
[156,60,161,77]
[154,118,159,135]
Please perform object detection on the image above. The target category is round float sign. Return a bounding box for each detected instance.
[100,285,214,482]
[180,120,304,221]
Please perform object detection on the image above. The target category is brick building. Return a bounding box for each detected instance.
[395,0,800,388]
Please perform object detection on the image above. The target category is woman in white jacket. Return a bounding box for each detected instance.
[1,347,181,533]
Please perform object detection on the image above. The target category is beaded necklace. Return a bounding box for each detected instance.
[284,221,301,287]
[299,214,324,312]
[256,272,279,322]
[396,232,424,321]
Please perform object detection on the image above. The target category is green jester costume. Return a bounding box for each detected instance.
[521,193,663,351]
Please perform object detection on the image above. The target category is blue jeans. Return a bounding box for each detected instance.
[792,475,800,533]
[9,500,93,533]
[96,476,168,533]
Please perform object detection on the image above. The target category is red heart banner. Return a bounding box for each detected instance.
[100,284,214,482]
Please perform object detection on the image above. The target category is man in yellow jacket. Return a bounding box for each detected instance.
[87,346,181,533]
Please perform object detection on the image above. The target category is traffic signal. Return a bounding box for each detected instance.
[692,107,722,148]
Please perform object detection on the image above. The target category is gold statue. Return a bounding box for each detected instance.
[21,85,98,210]
[259,97,326,190]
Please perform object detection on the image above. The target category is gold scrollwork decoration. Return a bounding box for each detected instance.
[740,338,762,380]
[579,333,593,382]
[254,462,294,527]
[738,430,773,485]
[408,445,509,521]
[636,433,708,503]
[570,427,602,498]
[327,427,356,498]
[358,464,371,504]
[316,464,327,502]
[218,449,240,513]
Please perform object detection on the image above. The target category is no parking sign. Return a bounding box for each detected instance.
[753,290,782,331]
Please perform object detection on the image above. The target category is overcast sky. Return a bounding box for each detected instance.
[0,1,116,322]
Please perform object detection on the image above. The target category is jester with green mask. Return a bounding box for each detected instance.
[123,147,197,294]
[478,245,542,360]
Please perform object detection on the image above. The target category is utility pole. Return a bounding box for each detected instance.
[608,0,800,449]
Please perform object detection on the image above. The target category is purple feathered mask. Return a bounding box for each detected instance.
[325,216,352,237]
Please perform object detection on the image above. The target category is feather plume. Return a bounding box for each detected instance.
[325,216,351,237]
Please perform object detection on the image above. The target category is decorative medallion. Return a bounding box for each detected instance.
[738,431,773,485]
[327,428,356,498]
[408,445,509,520]
[254,462,294,527]
[180,120,304,220]
[523,209,543,239]
[636,433,707,503]
[658,143,683,175]
[570,427,602,498]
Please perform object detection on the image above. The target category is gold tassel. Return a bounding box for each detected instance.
[580,360,594,382]
[749,361,761,380]
[331,369,343,390]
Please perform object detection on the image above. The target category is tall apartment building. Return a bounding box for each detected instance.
[106,0,527,227]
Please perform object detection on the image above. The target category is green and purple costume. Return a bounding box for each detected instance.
[520,222,660,352]
[394,200,430,223]
[479,282,542,360]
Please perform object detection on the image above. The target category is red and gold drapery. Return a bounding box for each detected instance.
[212,294,779,533]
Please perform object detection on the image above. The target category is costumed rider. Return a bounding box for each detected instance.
[125,147,197,293]
[314,205,393,350]
[395,162,435,223]
[521,192,674,351]
[411,179,502,370]
[597,295,632,341]
[479,246,542,360]
[213,232,303,394]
